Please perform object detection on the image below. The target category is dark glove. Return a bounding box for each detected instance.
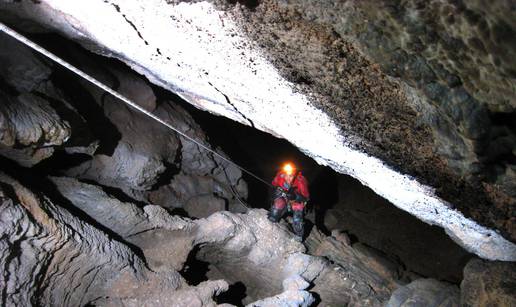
[273,187,285,198]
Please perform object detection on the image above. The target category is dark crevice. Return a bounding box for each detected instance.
[0,73,20,96]
[215,281,247,306]
[50,66,122,156]
[150,161,181,191]
[104,0,150,45]
[208,81,255,128]
[179,246,210,286]
[32,152,92,175]
[230,0,260,10]
[490,110,516,134]
[32,91,97,149]
[121,14,150,46]
[169,207,190,218]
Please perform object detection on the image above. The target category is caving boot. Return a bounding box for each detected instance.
[292,209,304,242]
[268,206,282,223]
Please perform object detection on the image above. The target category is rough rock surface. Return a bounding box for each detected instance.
[256,0,516,245]
[246,275,314,307]
[1,33,248,217]
[461,258,516,307]
[0,173,228,306]
[0,0,513,260]
[0,34,97,166]
[305,227,401,305]
[34,171,405,305]
[386,278,460,307]
[50,176,197,271]
[0,92,70,166]
[0,1,515,306]
[322,175,473,282]
[45,45,250,211]
[40,169,408,305]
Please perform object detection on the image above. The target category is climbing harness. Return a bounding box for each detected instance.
[0,22,273,211]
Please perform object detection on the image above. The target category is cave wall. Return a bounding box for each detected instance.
[0,8,515,305]
[0,0,513,260]
[322,175,473,283]
[0,32,247,219]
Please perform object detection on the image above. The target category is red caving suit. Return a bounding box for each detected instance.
[271,171,310,211]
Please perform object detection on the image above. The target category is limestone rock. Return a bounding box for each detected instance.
[50,45,249,209]
[48,178,318,303]
[0,33,97,166]
[0,33,51,92]
[193,210,399,305]
[386,279,460,307]
[50,176,196,271]
[461,258,516,307]
[2,169,448,306]
[247,275,314,307]
[148,173,244,218]
[65,98,181,192]
[305,227,400,305]
[0,0,513,260]
[0,92,70,166]
[0,172,227,306]
[322,176,473,282]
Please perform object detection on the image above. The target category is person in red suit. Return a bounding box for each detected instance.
[268,162,310,242]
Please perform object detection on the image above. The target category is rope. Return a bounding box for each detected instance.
[0,21,273,189]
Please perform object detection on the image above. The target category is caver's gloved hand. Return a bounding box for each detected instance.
[274,187,285,198]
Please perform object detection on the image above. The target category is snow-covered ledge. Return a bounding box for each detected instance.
[1,0,514,261]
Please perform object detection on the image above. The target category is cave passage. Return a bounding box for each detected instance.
[33,31,474,284]
[0,30,477,305]
[162,88,474,284]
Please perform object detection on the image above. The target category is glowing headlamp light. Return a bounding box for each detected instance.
[283,163,295,175]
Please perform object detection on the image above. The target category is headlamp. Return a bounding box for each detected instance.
[283,163,295,175]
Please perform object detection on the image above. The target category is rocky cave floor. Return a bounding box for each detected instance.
[1,32,515,306]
